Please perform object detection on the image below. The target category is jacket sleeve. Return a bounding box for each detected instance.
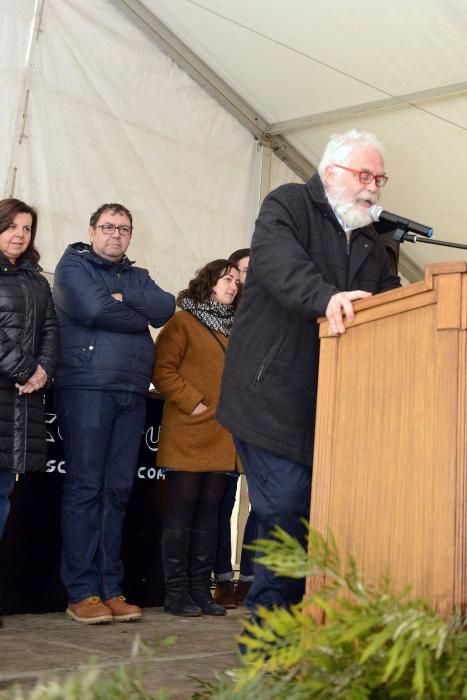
[123,271,176,328]
[0,331,37,385]
[153,317,204,414]
[53,255,149,333]
[251,186,339,320]
[36,282,59,381]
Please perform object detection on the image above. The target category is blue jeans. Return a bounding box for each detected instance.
[215,476,258,580]
[234,437,311,612]
[56,389,146,603]
[0,472,16,540]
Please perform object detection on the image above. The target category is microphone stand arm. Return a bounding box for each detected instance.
[393,228,467,251]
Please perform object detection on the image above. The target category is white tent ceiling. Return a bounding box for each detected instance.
[126,0,467,278]
[2,0,467,286]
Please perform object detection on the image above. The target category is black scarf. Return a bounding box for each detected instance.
[180,297,235,336]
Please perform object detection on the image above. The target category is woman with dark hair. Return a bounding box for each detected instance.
[153,259,240,617]
[228,248,250,285]
[213,247,259,608]
[0,198,58,626]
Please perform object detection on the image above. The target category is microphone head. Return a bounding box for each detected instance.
[368,205,382,222]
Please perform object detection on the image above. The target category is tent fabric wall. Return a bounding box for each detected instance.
[0,0,275,295]
[142,0,467,276]
[4,1,467,284]
[0,1,35,198]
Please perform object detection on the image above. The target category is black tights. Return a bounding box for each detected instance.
[164,471,229,532]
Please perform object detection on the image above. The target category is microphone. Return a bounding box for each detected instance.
[369,205,433,238]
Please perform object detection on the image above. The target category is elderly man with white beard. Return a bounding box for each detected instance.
[217,130,401,618]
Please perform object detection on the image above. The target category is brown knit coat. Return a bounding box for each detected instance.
[153,310,239,472]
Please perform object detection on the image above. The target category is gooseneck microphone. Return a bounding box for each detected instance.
[369,205,433,238]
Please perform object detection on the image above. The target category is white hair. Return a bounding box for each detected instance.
[318,130,385,179]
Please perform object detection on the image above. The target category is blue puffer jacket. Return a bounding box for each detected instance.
[53,243,175,394]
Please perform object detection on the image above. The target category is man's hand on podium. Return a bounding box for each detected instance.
[326,290,372,335]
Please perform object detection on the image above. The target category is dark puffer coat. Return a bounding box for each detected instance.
[217,174,401,465]
[53,243,175,394]
[0,254,58,474]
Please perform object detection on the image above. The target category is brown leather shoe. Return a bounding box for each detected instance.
[66,596,113,624]
[213,580,237,609]
[235,580,252,605]
[103,595,142,622]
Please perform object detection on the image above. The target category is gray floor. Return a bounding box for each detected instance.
[0,606,246,699]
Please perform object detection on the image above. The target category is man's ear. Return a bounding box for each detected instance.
[323,164,336,188]
[88,225,95,243]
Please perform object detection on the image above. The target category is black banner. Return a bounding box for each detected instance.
[0,392,167,614]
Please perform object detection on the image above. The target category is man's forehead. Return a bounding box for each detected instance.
[348,146,384,171]
[97,209,130,222]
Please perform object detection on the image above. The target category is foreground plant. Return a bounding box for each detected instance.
[193,526,467,699]
[0,635,174,700]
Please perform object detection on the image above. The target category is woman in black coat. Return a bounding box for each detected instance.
[0,199,58,608]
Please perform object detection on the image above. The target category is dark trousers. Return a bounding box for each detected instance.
[56,388,146,603]
[0,472,16,540]
[234,437,311,611]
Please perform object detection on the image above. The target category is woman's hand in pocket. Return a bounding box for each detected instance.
[191,401,208,416]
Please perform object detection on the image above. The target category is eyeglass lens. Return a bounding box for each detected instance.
[99,224,132,235]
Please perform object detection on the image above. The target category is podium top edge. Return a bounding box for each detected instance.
[317,261,467,331]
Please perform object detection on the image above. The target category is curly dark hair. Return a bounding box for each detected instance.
[0,198,40,264]
[177,259,240,308]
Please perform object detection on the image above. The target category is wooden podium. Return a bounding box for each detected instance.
[308,262,467,616]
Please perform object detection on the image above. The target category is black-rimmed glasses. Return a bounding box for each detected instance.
[96,224,132,237]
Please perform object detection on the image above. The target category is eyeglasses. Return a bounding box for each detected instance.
[332,163,388,188]
[96,224,132,237]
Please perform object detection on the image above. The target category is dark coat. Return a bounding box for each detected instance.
[217,174,401,465]
[53,243,175,394]
[0,254,58,474]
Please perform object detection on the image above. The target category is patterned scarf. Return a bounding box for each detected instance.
[180,297,235,336]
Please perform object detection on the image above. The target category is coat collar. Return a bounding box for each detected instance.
[306,173,381,287]
[64,242,135,270]
[0,252,42,274]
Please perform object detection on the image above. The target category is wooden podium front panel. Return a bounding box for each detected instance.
[309,277,464,615]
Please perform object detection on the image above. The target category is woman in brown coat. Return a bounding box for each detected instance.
[153,259,240,617]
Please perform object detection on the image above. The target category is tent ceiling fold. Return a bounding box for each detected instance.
[117,0,317,180]
[123,0,467,277]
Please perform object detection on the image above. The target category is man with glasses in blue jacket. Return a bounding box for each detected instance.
[53,203,175,624]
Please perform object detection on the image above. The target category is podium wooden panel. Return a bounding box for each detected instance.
[308,262,467,616]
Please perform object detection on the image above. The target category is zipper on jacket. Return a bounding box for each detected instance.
[254,329,286,384]
[23,273,37,351]
[255,363,265,383]
[20,273,36,474]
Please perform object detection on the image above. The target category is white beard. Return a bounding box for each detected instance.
[335,200,373,230]
[327,181,379,230]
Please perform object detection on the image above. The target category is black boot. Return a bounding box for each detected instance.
[190,529,226,616]
[161,528,202,617]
